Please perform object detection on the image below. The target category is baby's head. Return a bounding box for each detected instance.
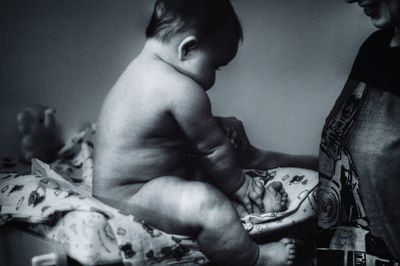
[146,0,243,90]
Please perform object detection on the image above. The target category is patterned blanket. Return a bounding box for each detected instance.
[0,125,318,265]
[1,125,208,265]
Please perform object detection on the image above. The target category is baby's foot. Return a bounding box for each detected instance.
[256,238,296,266]
[263,181,288,213]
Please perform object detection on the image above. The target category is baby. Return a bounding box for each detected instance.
[94,0,295,265]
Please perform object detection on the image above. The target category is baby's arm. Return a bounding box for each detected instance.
[170,84,265,212]
[171,84,244,194]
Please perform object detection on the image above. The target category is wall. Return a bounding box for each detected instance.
[0,0,373,157]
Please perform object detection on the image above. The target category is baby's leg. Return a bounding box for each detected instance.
[190,162,288,215]
[128,176,258,265]
[127,176,295,266]
[263,181,288,213]
[234,181,288,217]
[257,238,296,266]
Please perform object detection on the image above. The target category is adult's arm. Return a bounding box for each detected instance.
[215,116,318,171]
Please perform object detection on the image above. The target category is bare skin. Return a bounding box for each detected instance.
[234,181,289,217]
[94,29,295,265]
[215,116,318,171]
[258,239,296,266]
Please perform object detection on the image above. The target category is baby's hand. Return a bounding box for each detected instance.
[215,116,248,151]
[233,174,265,214]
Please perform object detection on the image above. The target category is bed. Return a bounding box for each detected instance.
[0,124,321,266]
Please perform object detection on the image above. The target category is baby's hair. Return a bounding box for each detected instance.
[146,0,243,44]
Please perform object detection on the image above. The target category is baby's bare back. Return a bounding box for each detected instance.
[93,58,193,199]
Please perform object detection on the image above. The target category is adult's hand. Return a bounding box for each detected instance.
[214,116,257,168]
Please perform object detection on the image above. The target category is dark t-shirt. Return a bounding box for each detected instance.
[318,29,400,261]
[350,29,400,96]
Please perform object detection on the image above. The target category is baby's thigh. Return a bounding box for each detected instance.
[131,176,229,235]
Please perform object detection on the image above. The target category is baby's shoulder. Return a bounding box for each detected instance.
[124,58,207,107]
[170,74,204,95]
[150,68,206,102]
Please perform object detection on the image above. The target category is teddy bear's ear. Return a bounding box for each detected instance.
[45,108,55,115]
[17,110,34,134]
[44,108,56,129]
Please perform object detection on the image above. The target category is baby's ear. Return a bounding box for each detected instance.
[178,36,198,60]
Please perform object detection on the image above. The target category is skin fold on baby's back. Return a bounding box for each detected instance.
[93,57,193,199]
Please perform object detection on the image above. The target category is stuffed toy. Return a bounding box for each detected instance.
[17,105,61,163]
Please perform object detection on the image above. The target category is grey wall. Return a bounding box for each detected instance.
[0,0,373,157]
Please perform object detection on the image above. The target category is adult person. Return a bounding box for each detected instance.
[319,0,400,261]
[226,0,400,262]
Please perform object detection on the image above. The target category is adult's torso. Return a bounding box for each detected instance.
[318,29,400,260]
